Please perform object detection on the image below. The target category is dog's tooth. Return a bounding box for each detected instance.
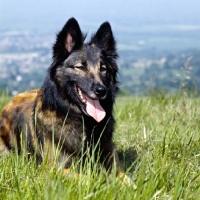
[78,88,81,95]
[78,89,82,98]
[77,87,86,103]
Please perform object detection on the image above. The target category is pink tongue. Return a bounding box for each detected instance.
[82,94,106,122]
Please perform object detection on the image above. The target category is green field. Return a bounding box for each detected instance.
[0,94,200,199]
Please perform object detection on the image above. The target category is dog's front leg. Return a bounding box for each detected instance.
[101,140,132,185]
[100,140,122,176]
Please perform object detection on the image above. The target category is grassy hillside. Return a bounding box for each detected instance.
[0,94,200,199]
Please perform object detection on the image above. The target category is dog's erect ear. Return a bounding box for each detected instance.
[90,21,118,84]
[53,18,83,60]
[90,22,117,55]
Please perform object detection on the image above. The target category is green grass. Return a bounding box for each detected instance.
[0,94,200,199]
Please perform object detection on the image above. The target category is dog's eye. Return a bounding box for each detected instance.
[74,65,86,70]
[100,65,107,73]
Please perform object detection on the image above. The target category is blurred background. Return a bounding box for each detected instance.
[0,0,200,95]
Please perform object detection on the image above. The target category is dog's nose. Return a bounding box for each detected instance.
[94,86,107,98]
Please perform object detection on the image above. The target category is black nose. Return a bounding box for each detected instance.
[94,85,107,98]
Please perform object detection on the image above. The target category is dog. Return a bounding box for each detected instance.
[0,18,122,176]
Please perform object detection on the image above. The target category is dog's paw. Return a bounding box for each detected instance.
[118,172,136,188]
[63,168,79,179]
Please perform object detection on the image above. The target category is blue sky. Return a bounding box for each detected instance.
[0,0,200,33]
[1,0,200,51]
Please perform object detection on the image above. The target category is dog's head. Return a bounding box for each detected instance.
[43,18,118,122]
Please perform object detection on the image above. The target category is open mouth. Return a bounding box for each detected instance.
[74,84,106,122]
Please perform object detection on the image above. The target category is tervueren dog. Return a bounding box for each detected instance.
[0,17,125,178]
